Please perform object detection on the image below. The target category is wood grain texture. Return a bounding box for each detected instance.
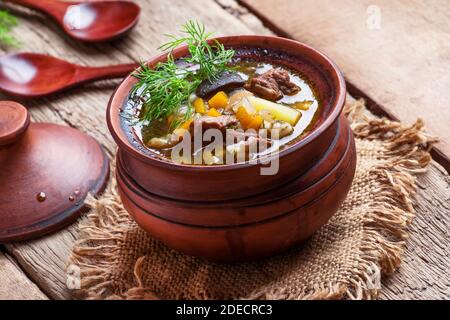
[380,162,450,300]
[0,251,48,300]
[3,224,79,299]
[240,0,450,172]
[0,0,448,299]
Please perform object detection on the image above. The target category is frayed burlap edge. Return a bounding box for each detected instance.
[68,99,435,300]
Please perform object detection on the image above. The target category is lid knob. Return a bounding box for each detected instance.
[0,101,30,146]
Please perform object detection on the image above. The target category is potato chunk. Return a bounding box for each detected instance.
[247,96,300,125]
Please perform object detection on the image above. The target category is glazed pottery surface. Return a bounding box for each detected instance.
[107,35,355,261]
[0,53,137,98]
[108,36,347,202]
[0,101,109,242]
[117,115,356,261]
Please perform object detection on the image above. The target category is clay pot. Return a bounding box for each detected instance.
[107,35,355,261]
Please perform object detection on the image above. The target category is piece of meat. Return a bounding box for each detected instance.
[245,76,283,101]
[267,69,300,95]
[190,115,238,134]
[196,71,246,98]
[245,68,300,101]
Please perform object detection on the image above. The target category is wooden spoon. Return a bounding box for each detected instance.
[0,53,138,98]
[7,0,141,42]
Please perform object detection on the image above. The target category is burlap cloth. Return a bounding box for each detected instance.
[68,99,434,299]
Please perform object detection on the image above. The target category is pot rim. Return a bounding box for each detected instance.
[107,35,346,172]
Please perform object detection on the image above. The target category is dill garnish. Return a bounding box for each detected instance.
[132,20,235,127]
[0,10,19,47]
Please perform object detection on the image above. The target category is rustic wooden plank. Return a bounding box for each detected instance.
[0,0,448,300]
[0,0,256,300]
[0,251,48,300]
[240,0,450,173]
[380,162,450,300]
[3,225,79,299]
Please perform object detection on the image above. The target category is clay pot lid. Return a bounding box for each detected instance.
[0,101,109,242]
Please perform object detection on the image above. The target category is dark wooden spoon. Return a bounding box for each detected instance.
[7,0,141,42]
[0,53,138,98]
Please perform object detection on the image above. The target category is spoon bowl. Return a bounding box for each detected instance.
[0,53,138,98]
[62,1,141,42]
[8,0,141,42]
[0,53,77,97]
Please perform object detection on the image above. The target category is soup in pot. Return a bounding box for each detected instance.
[122,22,320,165]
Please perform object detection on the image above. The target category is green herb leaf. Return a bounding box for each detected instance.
[0,10,20,47]
[133,20,235,127]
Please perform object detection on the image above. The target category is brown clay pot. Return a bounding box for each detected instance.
[107,35,355,261]
[116,116,356,261]
[107,36,347,202]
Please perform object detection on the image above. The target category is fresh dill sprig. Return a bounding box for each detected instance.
[0,10,20,47]
[133,20,235,126]
[132,55,200,126]
[159,20,234,82]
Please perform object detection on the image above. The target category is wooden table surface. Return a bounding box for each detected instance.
[0,0,448,300]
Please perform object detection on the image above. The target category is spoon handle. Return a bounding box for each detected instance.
[6,0,67,17]
[76,63,139,83]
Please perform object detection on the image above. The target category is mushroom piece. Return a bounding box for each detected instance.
[196,71,246,98]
